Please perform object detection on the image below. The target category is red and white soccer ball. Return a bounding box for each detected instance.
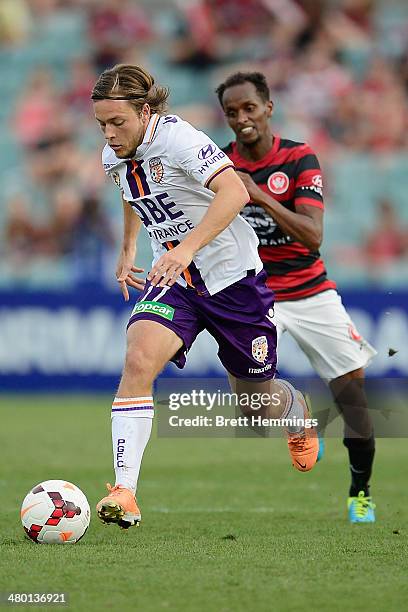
[21,480,90,544]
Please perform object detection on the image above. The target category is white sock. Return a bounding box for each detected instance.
[274,380,306,433]
[111,396,154,494]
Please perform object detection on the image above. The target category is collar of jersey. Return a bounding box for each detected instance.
[133,113,161,159]
[232,134,281,170]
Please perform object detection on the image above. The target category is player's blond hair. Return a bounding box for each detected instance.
[91,64,169,114]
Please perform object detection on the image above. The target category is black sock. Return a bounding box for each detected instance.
[343,435,375,497]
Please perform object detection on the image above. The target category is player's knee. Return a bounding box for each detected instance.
[330,374,366,407]
[330,375,374,439]
[123,345,156,383]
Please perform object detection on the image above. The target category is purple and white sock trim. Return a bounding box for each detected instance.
[111,396,154,418]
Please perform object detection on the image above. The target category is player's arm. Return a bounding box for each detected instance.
[117,197,146,301]
[147,168,249,287]
[181,168,249,251]
[237,172,323,251]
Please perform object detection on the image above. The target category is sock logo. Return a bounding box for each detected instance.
[116,438,125,468]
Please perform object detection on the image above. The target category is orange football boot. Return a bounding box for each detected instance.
[96,483,141,529]
[287,392,319,472]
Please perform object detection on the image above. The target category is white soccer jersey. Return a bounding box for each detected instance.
[102,113,262,295]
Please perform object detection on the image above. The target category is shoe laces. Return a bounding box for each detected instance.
[353,491,376,518]
[288,432,307,452]
[106,483,123,497]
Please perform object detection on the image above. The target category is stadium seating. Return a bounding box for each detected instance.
[0,0,407,290]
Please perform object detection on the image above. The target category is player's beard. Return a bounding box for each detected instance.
[112,130,144,159]
[112,140,139,158]
[116,147,136,159]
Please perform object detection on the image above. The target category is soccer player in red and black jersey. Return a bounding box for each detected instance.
[216,71,378,522]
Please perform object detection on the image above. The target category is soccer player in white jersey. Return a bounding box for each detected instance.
[91,64,322,529]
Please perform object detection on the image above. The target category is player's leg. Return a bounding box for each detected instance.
[229,374,320,471]
[200,270,320,471]
[97,281,202,528]
[97,320,183,528]
[274,290,377,520]
[329,367,376,523]
[271,305,325,467]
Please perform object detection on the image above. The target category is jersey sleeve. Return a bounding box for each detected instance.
[293,144,324,210]
[169,120,234,189]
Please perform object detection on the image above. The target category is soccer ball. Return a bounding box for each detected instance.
[21,480,90,544]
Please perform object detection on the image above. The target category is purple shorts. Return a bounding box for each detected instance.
[127,270,277,381]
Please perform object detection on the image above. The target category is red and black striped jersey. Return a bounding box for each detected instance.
[223,136,336,301]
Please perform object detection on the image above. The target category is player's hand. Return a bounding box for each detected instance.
[236,171,266,205]
[147,243,194,288]
[116,250,145,301]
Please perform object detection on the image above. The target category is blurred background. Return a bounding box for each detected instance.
[0,0,407,389]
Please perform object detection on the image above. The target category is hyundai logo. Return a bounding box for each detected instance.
[198,144,216,160]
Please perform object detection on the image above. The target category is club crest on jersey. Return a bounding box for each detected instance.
[267,171,289,195]
[111,172,121,188]
[149,157,164,183]
[252,336,268,363]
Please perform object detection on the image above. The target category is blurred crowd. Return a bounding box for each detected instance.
[0,0,408,289]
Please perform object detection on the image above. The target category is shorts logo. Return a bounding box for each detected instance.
[132,301,175,320]
[252,335,268,363]
[198,144,216,160]
[149,157,164,183]
[266,307,275,323]
[248,363,273,374]
[348,324,362,342]
[111,172,121,188]
[267,172,289,195]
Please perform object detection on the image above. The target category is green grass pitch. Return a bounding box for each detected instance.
[1,395,408,612]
